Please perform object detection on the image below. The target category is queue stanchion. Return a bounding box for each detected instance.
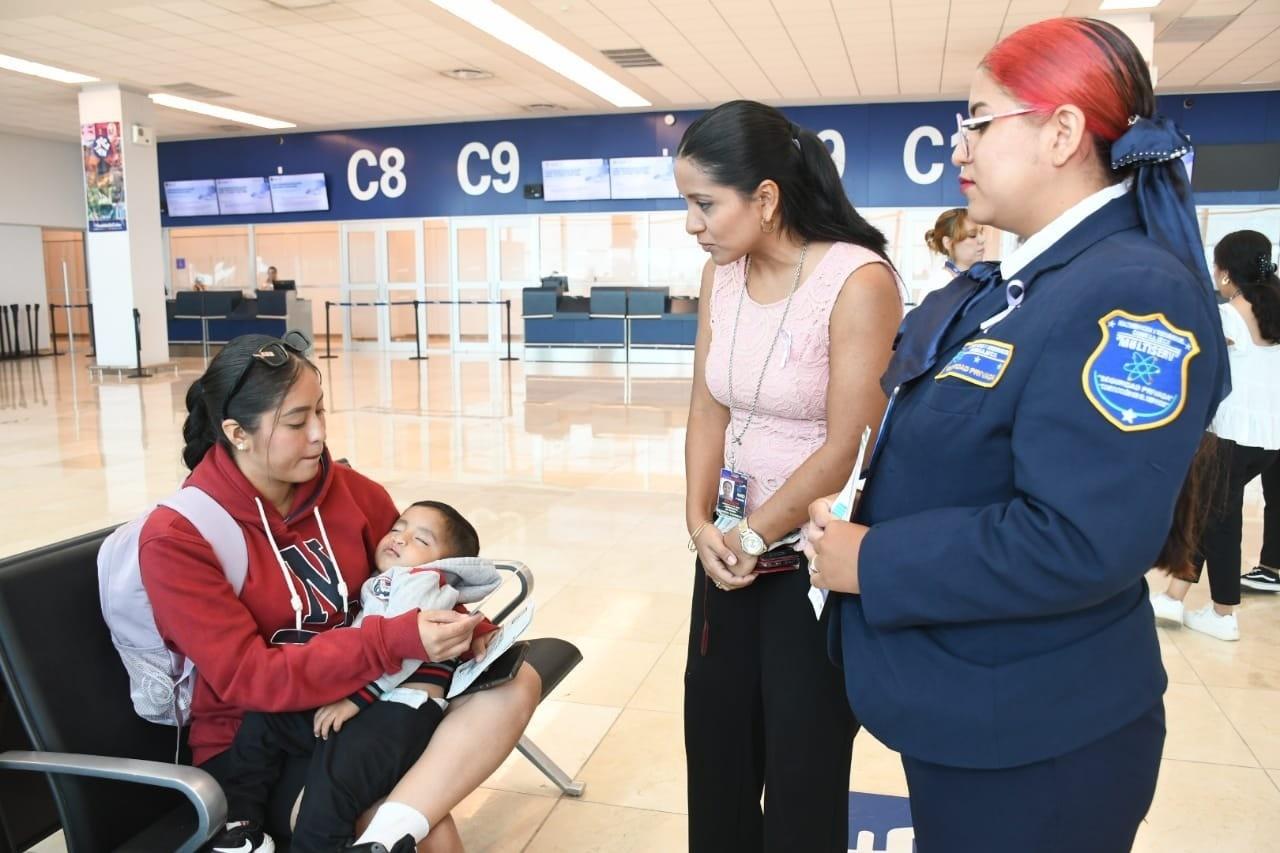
[410,299,428,361]
[32,303,46,356]
[25,305,35,357]
[501,299,517,362]
[86,303,96,357]
[320,301,338,359]
[128,308,147,380]
[3,305,14,359]
[8,304,17,359]
[48,304,59,356]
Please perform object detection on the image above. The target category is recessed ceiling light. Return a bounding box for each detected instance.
[428,0,650,108]
[0,52,98,84]
[523,103,566,113]
[1098,0,1161,10]
[442,68,494,81]
[147,93,295,130]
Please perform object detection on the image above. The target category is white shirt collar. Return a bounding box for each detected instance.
[1000,180,1132,280]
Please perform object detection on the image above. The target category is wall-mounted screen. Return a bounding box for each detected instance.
[164,179,219,216]
[609,156,680,200]
[1190,143,1280,192]
[269,172,330,212]
[215,177,273,214]
[541,158,610,201]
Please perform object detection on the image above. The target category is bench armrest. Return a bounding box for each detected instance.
[0,749,226,853]
[490,561,534,625]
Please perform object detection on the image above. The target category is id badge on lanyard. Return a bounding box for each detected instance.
[715,467,749,520]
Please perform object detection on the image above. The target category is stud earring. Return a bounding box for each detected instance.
[237,443,247,451]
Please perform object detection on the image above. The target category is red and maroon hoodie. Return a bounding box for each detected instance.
[141,444,424,765]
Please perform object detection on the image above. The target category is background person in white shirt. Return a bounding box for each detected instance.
[916,207,985,303]
[1153,229,1280,640]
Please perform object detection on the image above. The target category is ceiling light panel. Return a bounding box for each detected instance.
[0,53,98,85]
[427,0,651,108]
[147,93,296,130]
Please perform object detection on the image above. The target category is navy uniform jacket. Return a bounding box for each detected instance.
[834,193,1224,769]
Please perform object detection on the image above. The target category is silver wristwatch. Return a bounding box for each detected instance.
[738,519,767,556]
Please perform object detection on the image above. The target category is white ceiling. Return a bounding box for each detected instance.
[0,0,1276,143]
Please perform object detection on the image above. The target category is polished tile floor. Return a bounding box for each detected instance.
[4,349,1278,852]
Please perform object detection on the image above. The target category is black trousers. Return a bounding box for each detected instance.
[1260,451,1279,570]
[684,554,858,853]
[1192,438,1280,605]
[902,703,1165,853]
[208,699,444,852]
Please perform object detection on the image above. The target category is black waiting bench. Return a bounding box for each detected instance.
[0,528,583,852]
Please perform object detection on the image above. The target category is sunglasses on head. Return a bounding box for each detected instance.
[221,330,311,422]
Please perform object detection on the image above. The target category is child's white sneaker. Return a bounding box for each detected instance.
[1149,592,1185,626]
[208,821,274,853]
[1183,604,1239,642]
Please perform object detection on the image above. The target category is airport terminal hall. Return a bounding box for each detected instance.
[3,1,1280,852]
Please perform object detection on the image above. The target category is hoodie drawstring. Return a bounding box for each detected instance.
[254,497,350,630]
[311,506,350,618]
[256,497,305,632]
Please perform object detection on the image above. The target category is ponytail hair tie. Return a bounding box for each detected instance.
[1258,254,1279,279]
[1110,113,1231,416]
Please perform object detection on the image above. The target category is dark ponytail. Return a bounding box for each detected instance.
[182,378,217,470]
[180,333,317,470]
[1215,229,1280,343]
[677,100,888,259]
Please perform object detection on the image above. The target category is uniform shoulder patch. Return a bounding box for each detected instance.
[1081,310,1200,432]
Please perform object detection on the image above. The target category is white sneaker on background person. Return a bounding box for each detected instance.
[1183,604,1240,641]
[1149,592,1185,626]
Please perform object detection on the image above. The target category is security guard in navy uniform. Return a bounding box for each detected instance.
[804,18,1231,853]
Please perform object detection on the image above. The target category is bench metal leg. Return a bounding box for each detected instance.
[516,735,585,797]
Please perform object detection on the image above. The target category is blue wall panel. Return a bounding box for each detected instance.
[158,91,1280,227]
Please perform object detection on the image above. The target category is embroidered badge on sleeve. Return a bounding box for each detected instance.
[1082,310,1200,432]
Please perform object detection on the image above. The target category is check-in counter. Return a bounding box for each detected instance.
[167,290,314,352]
[523,284,696,362]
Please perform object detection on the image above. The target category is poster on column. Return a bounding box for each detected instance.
[81,121,127,232]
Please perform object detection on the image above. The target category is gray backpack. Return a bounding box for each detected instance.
[97,487,247,726]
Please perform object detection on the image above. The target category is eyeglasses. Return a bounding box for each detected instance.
[952,108,1036,159]
[221,330,311,421]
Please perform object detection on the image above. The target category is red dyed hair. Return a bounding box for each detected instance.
[982,18,1154,151]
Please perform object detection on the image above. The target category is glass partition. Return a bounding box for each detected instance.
[168,226,250,292]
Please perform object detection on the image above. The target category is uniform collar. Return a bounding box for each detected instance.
[1001,180,1132,280]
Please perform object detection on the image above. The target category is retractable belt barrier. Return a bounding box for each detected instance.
[322,298,517,362]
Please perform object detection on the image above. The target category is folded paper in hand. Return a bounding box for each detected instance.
[447,602,535,699]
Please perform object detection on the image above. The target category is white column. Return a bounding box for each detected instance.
[78,84,168,368]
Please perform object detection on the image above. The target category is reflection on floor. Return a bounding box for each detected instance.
[4,350,1278,853]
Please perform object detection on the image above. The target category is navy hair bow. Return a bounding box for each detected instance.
[1111,115,1231,412]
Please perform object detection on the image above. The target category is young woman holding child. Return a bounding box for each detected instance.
[140,332,540,853]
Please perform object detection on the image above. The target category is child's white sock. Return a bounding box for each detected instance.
[354,801,431,846]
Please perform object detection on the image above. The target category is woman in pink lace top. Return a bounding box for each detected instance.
[675,100,903,853]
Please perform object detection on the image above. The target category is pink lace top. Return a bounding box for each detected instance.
[705,242,890,512]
